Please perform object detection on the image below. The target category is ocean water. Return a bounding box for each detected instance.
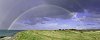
[0,30,22,36]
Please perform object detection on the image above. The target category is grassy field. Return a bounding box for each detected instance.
[13,30,100,40]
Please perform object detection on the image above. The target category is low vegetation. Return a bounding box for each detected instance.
[13,30,100,40]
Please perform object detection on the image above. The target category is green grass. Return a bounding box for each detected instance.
[13,30,100,40]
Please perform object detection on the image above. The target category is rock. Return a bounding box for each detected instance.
[0,37,12,40]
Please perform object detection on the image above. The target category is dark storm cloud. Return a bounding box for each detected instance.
[45,0,100,12]
[45,0,82,12]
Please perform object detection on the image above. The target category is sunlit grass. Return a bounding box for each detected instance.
[13,30,100,40]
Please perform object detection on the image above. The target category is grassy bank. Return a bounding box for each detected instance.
[13,30,100,40]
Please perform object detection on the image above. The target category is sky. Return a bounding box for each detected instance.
[0,0,100,30]
[10,9,100,30]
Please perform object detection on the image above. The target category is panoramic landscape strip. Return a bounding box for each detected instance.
[1,30,100,40]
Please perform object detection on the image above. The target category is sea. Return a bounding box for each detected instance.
[0,30,23,36]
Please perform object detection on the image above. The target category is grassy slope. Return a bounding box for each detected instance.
[13,30,100,40]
